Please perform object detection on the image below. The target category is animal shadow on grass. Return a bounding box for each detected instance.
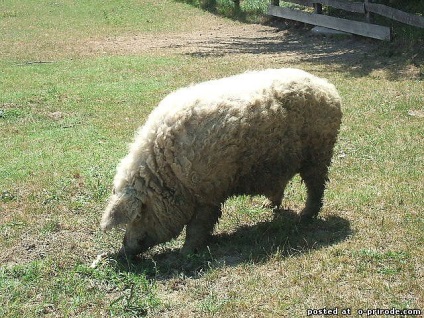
[111,209,352,279]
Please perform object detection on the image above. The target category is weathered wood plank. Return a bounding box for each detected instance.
[280,0,364,13]
[366,3,424,28]
[268,5,391,40]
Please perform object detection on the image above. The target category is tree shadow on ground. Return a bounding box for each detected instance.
[111,209,352,279]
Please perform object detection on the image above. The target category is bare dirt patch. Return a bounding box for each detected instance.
[1,228,99,267]
[82,19,423,80]
[86,23,288,56]
[84,21,372,63]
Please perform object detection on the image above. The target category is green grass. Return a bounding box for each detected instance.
[0,0,214,60]
[1,0,423,317]
[0,259,160,317]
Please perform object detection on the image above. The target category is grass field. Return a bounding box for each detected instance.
[1,0,423,317]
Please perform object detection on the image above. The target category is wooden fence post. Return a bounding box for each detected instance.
[365,0,373,23]
[314,3,323,14]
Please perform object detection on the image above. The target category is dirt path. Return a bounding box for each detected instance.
[86,22,286,55]
[84,20,375,66]
[83,19,422,79]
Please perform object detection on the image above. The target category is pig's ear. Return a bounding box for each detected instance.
[100,188,144,231]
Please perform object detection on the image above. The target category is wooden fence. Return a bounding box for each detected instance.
[268,0,424,41]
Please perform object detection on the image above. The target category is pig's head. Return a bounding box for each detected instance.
[118,213,158,257]
[101,186,158,257]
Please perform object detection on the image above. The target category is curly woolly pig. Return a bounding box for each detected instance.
[101,68,342,256]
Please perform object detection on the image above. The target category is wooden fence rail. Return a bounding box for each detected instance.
[268,0,424,41]
[366,3,424,28]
